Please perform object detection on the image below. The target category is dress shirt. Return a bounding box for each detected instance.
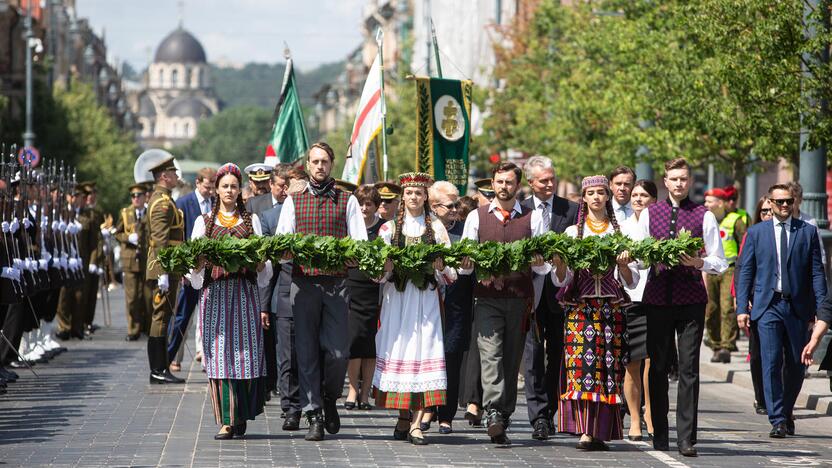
[187,212,273,289]
[275,193,368,240]
[459,199,549,276]
[773,216,792,292]
[530,194,554,236]
[612,199,635,224]
[195,191,211,215]
[135,208,145,221]
[272,195,281,207]
[637,198,728,275]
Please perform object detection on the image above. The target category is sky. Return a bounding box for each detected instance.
[76,0,366,71]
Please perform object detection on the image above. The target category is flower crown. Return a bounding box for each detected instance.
[216,163,242,181]
[398,172,434,188]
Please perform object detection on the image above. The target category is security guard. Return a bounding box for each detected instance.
[374,181,401,221]
[145,154,186,384]
[114,183,150,341]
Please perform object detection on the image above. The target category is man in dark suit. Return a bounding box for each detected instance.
[519,156,578,440]
[258,175,300,430]
[736,183,826,438]
[802,294,832,390]
[167,167,216,369]
[246,164,291,215]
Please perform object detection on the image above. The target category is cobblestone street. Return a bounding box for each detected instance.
[1,288,831,467]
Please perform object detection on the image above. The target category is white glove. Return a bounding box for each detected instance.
[128,233,139,245]
[88,264,98,274]
[68,258,78,271]
[158,274,169,293]
[22,218,32,229]
[38,259,48,270]
[96,266,104,276]
[1,221,9,233]
[1,267,20,281]
[9,218,19,233]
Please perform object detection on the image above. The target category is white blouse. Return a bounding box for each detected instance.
[550,220,641,289]
[186,211,273,290]
[378,212,457,286]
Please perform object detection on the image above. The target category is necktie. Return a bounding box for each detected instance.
[498,208,512,225]
[540,201,550,231]
[780,222,790,297]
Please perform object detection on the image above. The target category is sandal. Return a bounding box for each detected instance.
[438,423,453,435]
[393,417,410,441]
[344,400,356,410]
[408,427,428,445]
[214,426,233,440]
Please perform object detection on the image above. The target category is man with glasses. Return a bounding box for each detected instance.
[736,183,826,439]
[374,181,401,221]
[114,184,151,341]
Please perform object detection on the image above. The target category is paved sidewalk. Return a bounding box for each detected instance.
[1,287,831,467]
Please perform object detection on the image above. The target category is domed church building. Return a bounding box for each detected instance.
[129,25,220,149]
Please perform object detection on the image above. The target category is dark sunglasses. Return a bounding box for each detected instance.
[130,193,144,198]
[759,208,772,215]
[771,198,795,206]
[435,202,459,210]
[381,199,396,205]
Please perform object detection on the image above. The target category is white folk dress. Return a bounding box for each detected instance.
[373,213,456,409]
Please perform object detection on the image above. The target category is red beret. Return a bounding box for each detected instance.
[705,188,728,199]
[722,185,738,200]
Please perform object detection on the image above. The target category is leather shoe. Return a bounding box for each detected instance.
[282,413,300,431]
[322,398,340,434]
[531,419,549,441]
[718,349,732,363]
[125,334,140,341]
[0,367,18,383]
[710,350,723,362]
[653,438,670,451]
[769,423,787,438]
[678,440,697,457]
[486,410,509,445]
[305,412,325,441]
[214,426,233,440]
[786,418,795,436]
[8,360,32,369]
[408,427,429,445]
[55,330,71,341]
[149,369,185,384]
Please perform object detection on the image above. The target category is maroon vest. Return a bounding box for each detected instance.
[473,205,533,299]
[292,189,350,277]
[642,199,708,306]
[202,215,256,285]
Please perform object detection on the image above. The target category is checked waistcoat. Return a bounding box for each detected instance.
[202,215,256,285]
[292,189,350,277]
[473,205,534,299]
[642,198,708,306]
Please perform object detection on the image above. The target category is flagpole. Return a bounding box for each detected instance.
[376,28,389,181]
[430,17,443,78]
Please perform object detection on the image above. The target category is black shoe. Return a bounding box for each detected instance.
[653,437,670,451]
[149,369,185,384]
[710,350,722,363]
[271,389,280,398]
[344,400,356,410]
[753,401,767,415]
[786,417,795,436]
[668,367,679,382]
[125,334,140,341]
[627,434,643,441]
[322,398,340,434]
[769,423,787,438]
[531,419,549,441]
[464,410,483,427]
[486,410,508,444]
[232,422,247,438]
[282,413,300,431]
[678,440,697,457]
[438,423,453,434]
[718,349,732,363]
[0,367,18,383]
[55,330,71,341]
[394,417,410,441]
[305,412,325,441]
[358,401,372,410]
[8,360,32,369]
[408,427,428,445]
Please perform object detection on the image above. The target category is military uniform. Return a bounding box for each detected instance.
[114,186,151,339]
[79,182,104,332]
[56,191,94,338]
[705,210,747,358]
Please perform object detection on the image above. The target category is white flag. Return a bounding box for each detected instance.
[342,55,383,184]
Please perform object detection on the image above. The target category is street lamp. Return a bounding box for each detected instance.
[22,0,35,147]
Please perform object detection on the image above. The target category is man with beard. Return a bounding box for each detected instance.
[275,142,367,441]
[459,162,549,446]
[245,163,272,197]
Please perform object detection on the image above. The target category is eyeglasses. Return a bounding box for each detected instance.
[381,199,396,205]
[130,193,143,198]
[435,202,459,210]
[760,208,772,215]
[771,198,795,206]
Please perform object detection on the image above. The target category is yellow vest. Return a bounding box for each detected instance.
[719,211,742,262]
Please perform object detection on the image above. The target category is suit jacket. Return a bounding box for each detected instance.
[246,193,275,217]
[735,218,826,321]
[521,194,579,310]
[258,203,293,317]
[175,191,204,240]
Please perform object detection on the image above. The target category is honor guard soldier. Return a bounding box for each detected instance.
[78,181,105,336]
[114,183,151,341]
[373,181,401,221]
[474,178,496,206]
[144,151,186,384]
[335,180,358,194]
[245,163,272,197]
[56,184,91,340]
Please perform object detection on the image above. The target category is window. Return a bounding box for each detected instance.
[184,121,192,137]
[171,69,179,87]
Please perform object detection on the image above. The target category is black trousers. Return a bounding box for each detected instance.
[647,304,705,447]
[0,303,30,365]
[523,293,565,426]
[748,321,766,408]
[276,316,300,415]
[263,312,278,393]
[458,316,483,408]
[438,350,464,422]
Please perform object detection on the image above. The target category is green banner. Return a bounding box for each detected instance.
[265,59,309,163]
[415,77,472,194]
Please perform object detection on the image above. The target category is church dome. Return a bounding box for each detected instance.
[154,27,207,64]
[167,96,213,118]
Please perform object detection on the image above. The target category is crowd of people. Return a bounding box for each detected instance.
[3,141,832,458]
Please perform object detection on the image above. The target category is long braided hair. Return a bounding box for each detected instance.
[575,186,620,240]
[391,187,435,247]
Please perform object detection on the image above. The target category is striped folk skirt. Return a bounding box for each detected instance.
[208,378,266,426]
[558,298,626,441]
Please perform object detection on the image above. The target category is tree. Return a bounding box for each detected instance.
[177,106,273,169]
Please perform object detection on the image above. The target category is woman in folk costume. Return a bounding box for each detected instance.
[187,163,273,440]
[550,175,641,451]
[374,172,456,446]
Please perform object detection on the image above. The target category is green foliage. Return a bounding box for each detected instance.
[176,106,272,168]
[486,0,830,181]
